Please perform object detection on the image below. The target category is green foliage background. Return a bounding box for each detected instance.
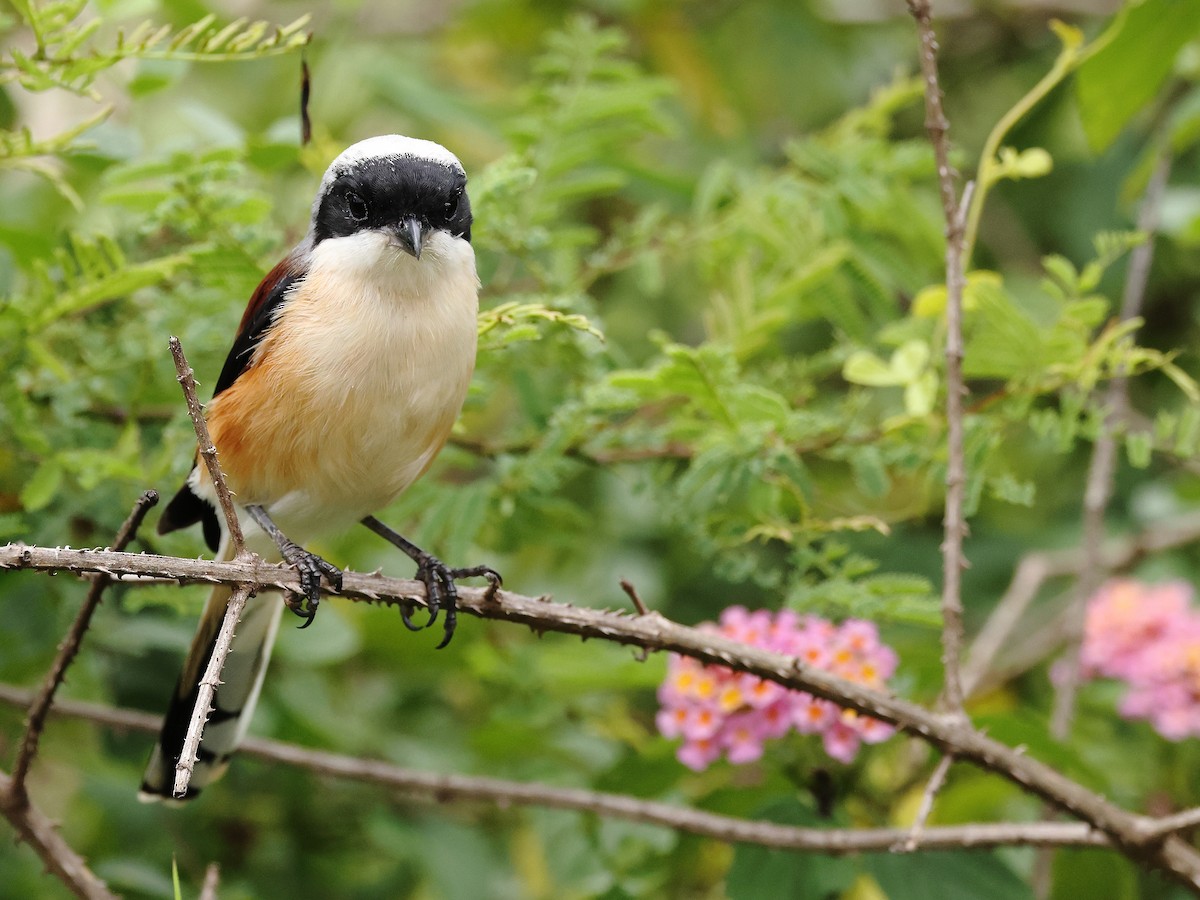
[2,0,1200,897]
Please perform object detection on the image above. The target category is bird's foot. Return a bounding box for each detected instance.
[246,504,342,628]
[278,539,342,629]
[404,552,501,649]
[360,516,499,648]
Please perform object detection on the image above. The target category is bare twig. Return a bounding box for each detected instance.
[9,490,158,803]
[200,862,221,900]
[619,579,652,660]
[168,335,245,553]
[963,511,1200,696]
[901,754,955,850]
[619,578,650,615]
[906,0,970,715]
[0,685,1111,856]
[1145,808,1200,842]
[1049,146,1173,740]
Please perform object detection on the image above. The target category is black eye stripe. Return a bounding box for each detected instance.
[312,158,472,245]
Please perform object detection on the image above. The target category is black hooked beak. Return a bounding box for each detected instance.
[391,216,427,259]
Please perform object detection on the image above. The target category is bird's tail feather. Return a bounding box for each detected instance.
[139,537,283,802]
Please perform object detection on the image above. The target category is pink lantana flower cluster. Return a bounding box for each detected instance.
[656,606,899,770]
[1080,579,1200,740]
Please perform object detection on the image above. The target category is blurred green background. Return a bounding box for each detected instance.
[2,0,1200,897]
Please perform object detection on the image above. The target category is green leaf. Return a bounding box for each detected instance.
[20,459,63,511]
[844,350,900,386]
[850,446,890,498]
[728,802,856,900]
[904,370,938,416]
[1125,430,1153,469]
[1075,0,1200,151]
[1049,850,1139,900]
[891,339,930,381]
[988,473,1036,506]
[866,851,1033,900]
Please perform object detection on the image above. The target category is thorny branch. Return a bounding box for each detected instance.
[169,336,245,553]
[0,773,117,900]
[4,544,1200,890]
[168,337,258,798]
[905,0,970,717]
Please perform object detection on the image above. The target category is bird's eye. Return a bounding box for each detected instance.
[345,191,369,222]
[443,192,461,218]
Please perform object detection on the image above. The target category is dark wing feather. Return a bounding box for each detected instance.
[158,256,305,548]
[214,256,304,397]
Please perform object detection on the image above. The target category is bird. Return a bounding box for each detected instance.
[139,134,499,801]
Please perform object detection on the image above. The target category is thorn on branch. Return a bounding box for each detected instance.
[168,336,246,555]
[619,578,650,616]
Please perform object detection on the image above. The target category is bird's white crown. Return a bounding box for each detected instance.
[317,135,465,198]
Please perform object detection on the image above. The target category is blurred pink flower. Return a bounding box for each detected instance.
[1079,579,1200,741]
[657,608,901,770]
[822,721,861,764]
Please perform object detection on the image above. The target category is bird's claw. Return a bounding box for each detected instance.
[280,543,341,629]
[409,556,501,649]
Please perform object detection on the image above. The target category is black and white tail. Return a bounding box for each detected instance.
[139,539,283,802]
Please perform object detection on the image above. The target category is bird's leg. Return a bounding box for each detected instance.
[246,505,342,628]
[361,515,501,649]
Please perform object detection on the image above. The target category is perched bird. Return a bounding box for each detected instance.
[140,134,498,801]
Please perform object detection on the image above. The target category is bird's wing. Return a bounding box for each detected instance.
[157,256,305,548]
[213,255,305,397]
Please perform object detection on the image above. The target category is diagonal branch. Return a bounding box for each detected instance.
[169,335,245,553]
[0,771,117,900]
[901,753,955,851]
[171,583,254,798]
[167,336,258,798]
[1049,145,1173,740]
[962,510,1200,697]
[9,490,158,802]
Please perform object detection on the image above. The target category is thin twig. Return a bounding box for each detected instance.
[199,862,221,900]
[1049,146,1173,740]
[619,578,650,615]
[619,579,652,660]
[168,336,245,553]
[171,584,253,799]
[901,754,955,850]
[1144,808,1200,841]
[9,490,158,802]
[0,685,1111,856]
[906,0,970,716]
[963,511,1200,696]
